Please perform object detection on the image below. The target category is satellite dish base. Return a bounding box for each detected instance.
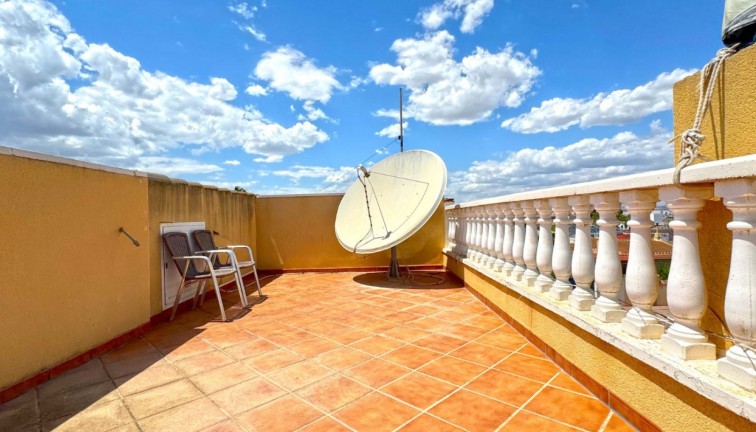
[387,246,401,279]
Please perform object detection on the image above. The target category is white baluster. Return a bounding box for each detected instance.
[476,209,486,263]
[716,179,756,390]
[486,206,497,268]
[550,197,573,301]
[534,199,554,292]
[511,202,526,281]
[445,210,452,252]
[590,193,626,322]
[659,186,716,360]
[522,201,540,287]
[620,190,664,339]
[461,209,471,258]
[502,206,516,276]
[568,195,596,311]
[469,210,479,261]
[494,204,506,272]
[455,209,463,257]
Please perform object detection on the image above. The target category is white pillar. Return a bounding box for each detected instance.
[461,209,471,257]
[502,206,516,276]
[659,186,716,360]
[511,202,526,281]
[523,201,540,287]
[493,205,505,272]
[469,210,480,261]
[568,195,596,311]
[452,209,461,257]
[716,179,756,390]
[590,193,626,322]
[475,209,487,263]
[620,190,664,338]
[550,197,573,301]
[486,206,497,268]
[445,209,453,252]
[534,199,554,293]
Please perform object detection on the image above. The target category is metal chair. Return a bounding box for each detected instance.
[161,232,243,321]
[192,230,263,303]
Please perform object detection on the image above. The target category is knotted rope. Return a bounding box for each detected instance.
[672,44,740,185]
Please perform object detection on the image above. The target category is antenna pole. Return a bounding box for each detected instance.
[399,88,404,152]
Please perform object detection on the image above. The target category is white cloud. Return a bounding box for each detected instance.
[370,31,540,126]
[501,68,696,133]
[0,0,328,168]
[254,47,342,103]
[296,100,329,122]
[229,2,267,42]
[224,160,241,165]
[133,157,223,176]
[229,2,256,20]
[447,120,673,202]
[254,155,283,163]
[239,25,267,42]
[269,164,356,190]
[245,84,267,96]
[419,0,494,33]
[375,122,408,138]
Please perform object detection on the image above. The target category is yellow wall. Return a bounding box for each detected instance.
[255,194,445,270]
[673,44,756,162]
[0,154,150,390]
[146,177,257,316]
[445,257,752,432]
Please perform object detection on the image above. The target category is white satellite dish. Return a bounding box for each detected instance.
[335,149,447,259]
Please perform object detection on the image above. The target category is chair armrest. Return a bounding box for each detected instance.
[224,245,254,261]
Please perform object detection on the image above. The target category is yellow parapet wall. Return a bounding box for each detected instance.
[255,194,445,270]
[0,152,151,391]
[673,43,756,162]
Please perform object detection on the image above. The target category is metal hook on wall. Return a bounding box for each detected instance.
[119,227,141,247]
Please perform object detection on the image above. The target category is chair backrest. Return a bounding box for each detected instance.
[192,230,217,252]
[162,232,201,278]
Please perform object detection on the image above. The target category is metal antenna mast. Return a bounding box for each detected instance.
[399,88,404,153]
[389,87,404,279]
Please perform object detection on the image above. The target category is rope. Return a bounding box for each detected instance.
[672,44,740,185]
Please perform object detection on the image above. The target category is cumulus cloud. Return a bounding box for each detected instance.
[254,47,343,103]
[253,155,283,163]
[448,120,673,201]
[133,157,224,176]
[501,68,696,133]
[297,100,330,122]
[375,122,408,138]
[244,83,267,96]
[370,31,540,126]
[0,0,328,168]
[224,160,241,165]
[267,164,357,191]
[419,0,494,33]
[229,2,267,42]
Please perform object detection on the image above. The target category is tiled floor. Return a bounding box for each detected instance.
[0,272,637,432]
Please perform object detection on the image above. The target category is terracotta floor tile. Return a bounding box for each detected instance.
[115,363,184,396]
[381,325,432,343]
[475,331,528,351]
[456,303,490,315]
[138,398,228,432]
[439,324,490,340]
[429,389,515,432]
[103,351,167,379]
[500,410,581,431]
[190,362,258,395]
[208,377,286,415]
[244,348,305,374]
[289,336,341,358]
[296,375,371,412]
[313,346,372,371]
[175,350,235,376]
[124,379,202,419]
[518,343,549,359]
[418,356,487,386]
[198,419,246,432]
[430,309,471,323]
[350,335,406,356]
[40,381,119,422]
[406,316,451,332]
[297,416,351,432]
[344,358,411,388]
[266,360,334,391]
[382,345,441,369]
[604,413,637,432]
[39,359,110,398]
[222,338,278,360]
[101,339,158,365]
[235,394,322,432]
[358,318,397,333]
[324,328,373,344]
[241,321,292,337]
[262,329,316,346]
[450,342,511,367]
[549,373,591,396]
[524,386,610,431]
[333,392,419,432]
[201,329,257,349]
[413,334,468,353]
[383,311,424,323]
[398,414,463,431]
[405,305,444,316]
[43,399,133,432]
[494,353,561,383]
[0,389,39,431]
[381,372,457,409]
[462,315,504,330]
[161,340,217,363]
[466,369,544,406]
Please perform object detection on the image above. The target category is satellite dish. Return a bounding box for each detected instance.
[335,149,447,255]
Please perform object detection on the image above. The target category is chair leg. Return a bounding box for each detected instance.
[252,265,263,297]
[230,253,249,308]
[192,280,207,309]
[209,272,228,322]
[170,274,189,321]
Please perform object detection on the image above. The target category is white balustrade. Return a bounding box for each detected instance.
[522,201,540,287]
[511,202,526,281]
[659,186,716,360]
[476,209,486,263]
[534,199,554,292]
[550,197,573,301]
[486,206,497,268]
[502,206,515,276]
[590,193,626,323]
[621,189,665,339]
[493,205,505,272]
[470,210,480,261]
[568,195,596,311]
[715,179,756,390]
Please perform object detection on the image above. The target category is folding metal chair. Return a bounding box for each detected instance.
[192,230,263,303]
[161,232,243,321]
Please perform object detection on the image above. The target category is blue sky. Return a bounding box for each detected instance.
[0,1,725,200]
